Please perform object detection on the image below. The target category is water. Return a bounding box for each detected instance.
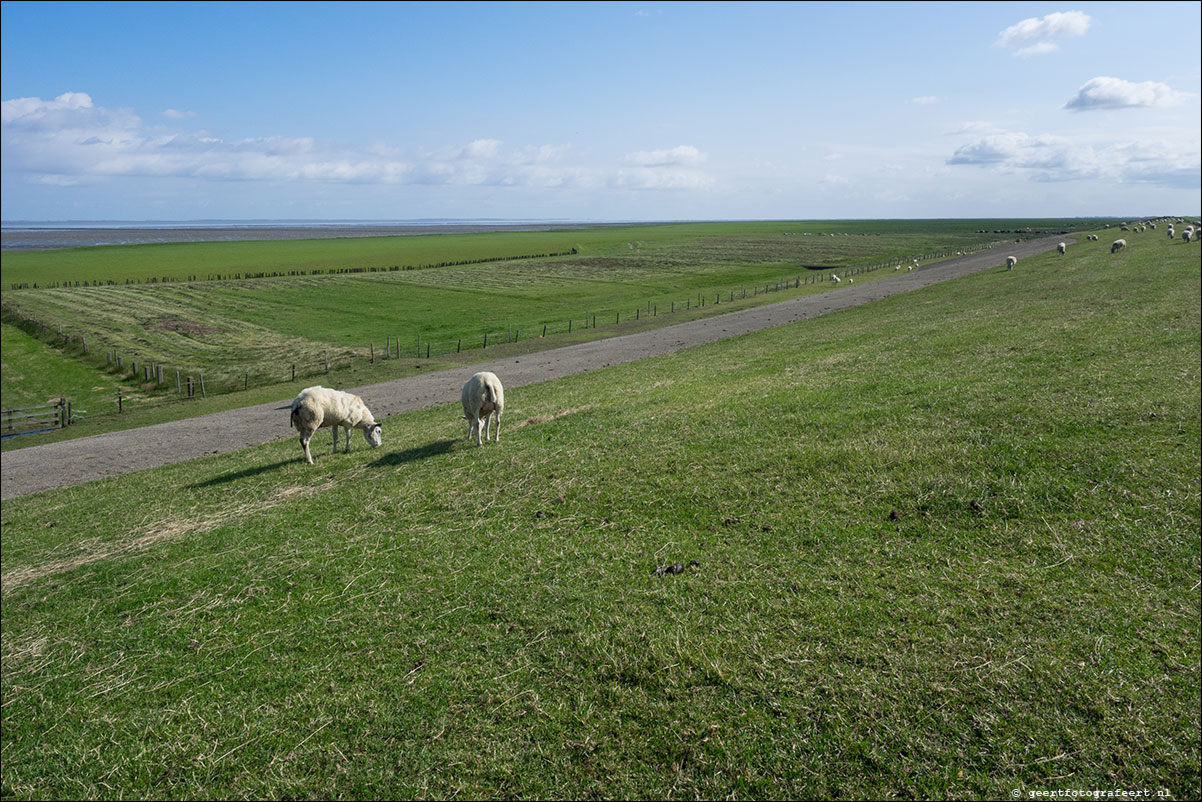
[0,218,633,251]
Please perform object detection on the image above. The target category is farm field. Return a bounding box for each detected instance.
[0,324,126,415]
[2,227,1197,799]
[0,219,1102,441]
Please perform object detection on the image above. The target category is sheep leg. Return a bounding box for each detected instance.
[301,434,314,465]
[493,410,501,442]
[343,425,352,453]
[332,426,339,454]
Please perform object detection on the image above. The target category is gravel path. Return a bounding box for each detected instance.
[0,235,1067,500]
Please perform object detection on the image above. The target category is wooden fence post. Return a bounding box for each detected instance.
[200,374,206,398]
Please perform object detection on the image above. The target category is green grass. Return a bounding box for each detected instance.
[1,218,1106,287]
[0,323,127,415]
[2,229,1197,799]
[1,218,1040,441]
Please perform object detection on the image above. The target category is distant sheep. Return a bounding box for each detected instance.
[1184,229,1194,244]
[289,385,382,465]
[1057,242,1066,255]
[1006,255,1017,270]
[831,274,841,283]
[1167,228,1175,239]
[1111,239,1127,253]
[461,371,504,446]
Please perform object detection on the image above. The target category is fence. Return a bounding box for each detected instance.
[1,398,71,438]
[3,240,1013,408]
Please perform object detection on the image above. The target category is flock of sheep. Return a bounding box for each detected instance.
[287,218,1198,464]
[1004,217,1196,269]
[287,371,504,464]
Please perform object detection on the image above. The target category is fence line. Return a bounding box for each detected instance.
[2,398,71,438]
[2,240,1012,411]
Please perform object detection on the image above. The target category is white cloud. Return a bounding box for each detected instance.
[458,138,502,159]
[1014,41,1060,58]
[162,108,195,119]
[944,121,1003,136]
[1,91,93,124]
[911,96,938,105]
[948,127,1200,189]
[995,10,1090,57]
[996,10,1091,47]
[1,93,712,195]
[622,145,705,167]
[1064,76,1191,111]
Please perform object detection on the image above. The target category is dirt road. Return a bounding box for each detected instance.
[0,235,1068,500]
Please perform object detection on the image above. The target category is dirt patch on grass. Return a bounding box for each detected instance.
[153,316,226,336]
[512,405,594,428]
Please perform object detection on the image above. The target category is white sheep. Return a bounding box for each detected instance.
[461,371,504,446]
[1167,228,1175,239]
[289,385,382,465]
[1111,238,1127,253]
[1057,242,1066,255]
[1006,255,1017,270]
[831,274,841,283]
[1184,229,1194,244]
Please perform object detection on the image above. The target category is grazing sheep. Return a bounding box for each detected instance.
[1184,229,1194,244]
[461,371,504,446]
[289,385,382,465]
[1057,242,1066,255]
[1167,227,1175,239]
[1006,255,1017,270]
[1111,238,1127,253]
[831,274,841,283]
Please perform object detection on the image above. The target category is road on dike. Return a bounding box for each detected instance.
[1,235,1070,500]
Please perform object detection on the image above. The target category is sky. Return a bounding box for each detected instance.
[2,1,1199,222]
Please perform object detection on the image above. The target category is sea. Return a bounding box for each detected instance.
[0,219,638,251]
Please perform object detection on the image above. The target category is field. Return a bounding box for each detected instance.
[0,220,1102,441]
[1,226,1197,799]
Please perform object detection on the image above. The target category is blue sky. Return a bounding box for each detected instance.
[2,1,1199,221]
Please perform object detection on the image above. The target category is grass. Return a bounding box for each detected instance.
[0,323,128,415]
[1,218,1104,287]
[1,229,1197,799]
[1,218,1039,449]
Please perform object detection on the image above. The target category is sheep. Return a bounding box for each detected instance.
[831,274,841,283]
[1111,238,1127,253]
[1057,242,1066,255]
[1184,229,1194,244]
[1006,255,1017,270]
[461,371,504,446]
[1167,227,1175,239]
[289,385,382,465]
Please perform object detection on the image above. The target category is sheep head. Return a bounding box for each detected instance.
[364,422,383,448]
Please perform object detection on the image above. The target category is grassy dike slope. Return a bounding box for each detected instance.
[1,238,1198,799]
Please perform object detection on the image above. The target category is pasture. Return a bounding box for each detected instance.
[1,227,1197,799]
[0,219,1101,448]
